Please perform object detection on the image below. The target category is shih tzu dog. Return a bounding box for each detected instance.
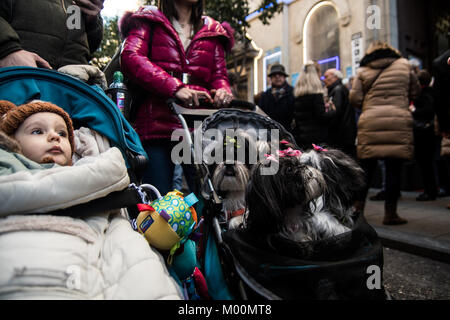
[244,143,366,243]
[298,145,366,234]
[207,129,271,229]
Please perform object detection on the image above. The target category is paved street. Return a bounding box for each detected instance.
[383,247,450,300]
[365,188,450,300]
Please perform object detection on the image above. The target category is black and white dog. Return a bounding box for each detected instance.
[244,144,366,242]
[207,129,271,229]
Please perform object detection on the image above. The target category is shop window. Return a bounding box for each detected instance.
[263,48,282,91]
[304,2,340,74]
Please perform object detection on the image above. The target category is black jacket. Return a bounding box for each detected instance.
[292,93,335,150]
[327,80,356,149]
[0,0,103,69]
[432,50,450,134]
[413,86,435,123]
[259,83,295,131]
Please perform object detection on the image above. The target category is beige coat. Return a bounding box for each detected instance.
[350,50,420,160]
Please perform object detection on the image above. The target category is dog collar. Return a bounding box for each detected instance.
[227,208,245,220]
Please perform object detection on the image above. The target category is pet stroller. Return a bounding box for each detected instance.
[170,99,389,300]
[0,67,183,299]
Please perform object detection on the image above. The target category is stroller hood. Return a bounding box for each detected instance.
[199,108,298,145]
[196,108,299,167]
[0,67,147,168]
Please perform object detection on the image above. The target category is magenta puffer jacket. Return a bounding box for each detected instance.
[120,6,234,140]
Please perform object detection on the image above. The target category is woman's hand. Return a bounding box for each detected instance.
[175,87,212,107]
[212,88,233,108]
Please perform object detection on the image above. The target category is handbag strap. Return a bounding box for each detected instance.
[364,68,386,96]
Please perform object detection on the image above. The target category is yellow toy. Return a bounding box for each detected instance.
[136,190,198,262]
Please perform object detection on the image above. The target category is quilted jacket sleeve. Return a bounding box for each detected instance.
[121,22,185,98]
[349,72,364,109]
[0,0,21,59]
[85,14,104,54]
[209,39,231,94]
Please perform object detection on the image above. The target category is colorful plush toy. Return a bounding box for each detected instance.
[136,190,199,262]
[135,187,210,299]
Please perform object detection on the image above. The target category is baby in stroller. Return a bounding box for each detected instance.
[0,97,183,299]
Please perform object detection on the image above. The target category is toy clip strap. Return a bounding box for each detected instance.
[167,242,181,265]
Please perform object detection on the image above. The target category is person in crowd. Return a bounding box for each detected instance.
[410,69,438,201]
[292,61,335,150]
[350,41,421,225]
[439,135,450,210]
[432,50,450,137]
[120,0,234,195]
[436,130,450,199]
[0,0,104,69]
[312,60,322,78]
[409,58,421,75]
[432,51,450,210]
[323,68,357,158]
[258,63,295,131]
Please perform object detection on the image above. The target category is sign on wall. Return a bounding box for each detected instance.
[351,32,364,76]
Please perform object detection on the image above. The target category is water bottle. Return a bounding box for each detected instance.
[107,71,128,114]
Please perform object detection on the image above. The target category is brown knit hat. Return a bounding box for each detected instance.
[0,100,75,154]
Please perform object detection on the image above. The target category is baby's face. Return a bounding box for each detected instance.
[14,112,72,166]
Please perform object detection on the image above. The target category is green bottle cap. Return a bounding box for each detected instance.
[113,71,123,83]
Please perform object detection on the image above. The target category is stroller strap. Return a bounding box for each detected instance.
[32,187,142,218]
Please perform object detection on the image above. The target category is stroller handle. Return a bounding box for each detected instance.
[167,98,256,114]
[166,98,223,207]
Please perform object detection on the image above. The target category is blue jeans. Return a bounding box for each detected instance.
[173,164,184,191]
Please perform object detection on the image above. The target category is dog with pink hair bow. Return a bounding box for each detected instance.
[244,142,366,245]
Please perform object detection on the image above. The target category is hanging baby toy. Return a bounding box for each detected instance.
[134,184,209,299]
[135,185,198,262]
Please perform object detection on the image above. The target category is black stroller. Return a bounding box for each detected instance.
[169,99,389,300]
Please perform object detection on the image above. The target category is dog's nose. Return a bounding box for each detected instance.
[225,164,235,176]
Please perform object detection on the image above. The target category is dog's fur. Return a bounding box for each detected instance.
[244,146,366,243]
[208,129,271,229]
[299,148,366,229]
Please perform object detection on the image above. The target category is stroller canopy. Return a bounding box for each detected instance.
[197,108,299,166]
[0,67,147,167]
[200,108,298,145]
